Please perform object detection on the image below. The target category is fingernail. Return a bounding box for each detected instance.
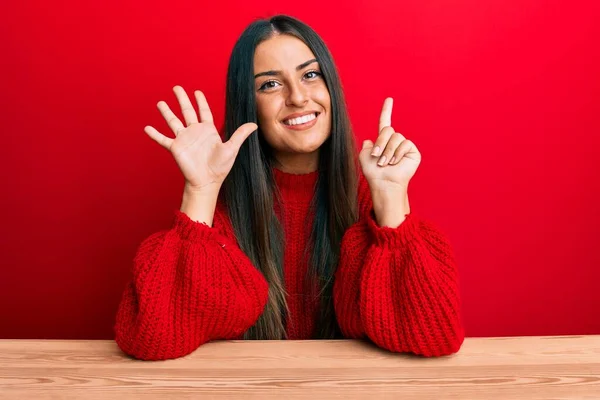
[389,156,396,164]
[378,156,387,166]
[371,146,381,156]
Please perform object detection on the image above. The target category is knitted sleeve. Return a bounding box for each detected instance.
[333,175,464,357]
[114,209,268,360]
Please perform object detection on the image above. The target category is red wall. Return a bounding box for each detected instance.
[1,0,599,339]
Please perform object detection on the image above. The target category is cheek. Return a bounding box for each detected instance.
[255,97,280,147]
[322,92,332,109]
[316,88,332,124]
[318,91,332,129]
[255,98,269,124]
[316,83,331,107]
[257,96,283,126]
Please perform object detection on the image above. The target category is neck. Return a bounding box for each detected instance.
[272,149,319,174]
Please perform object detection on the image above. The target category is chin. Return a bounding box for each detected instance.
[266,124,330,154]
[294,137,328,153]
[296,146,321,154]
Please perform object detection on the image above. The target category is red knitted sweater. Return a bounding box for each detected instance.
[114,168,464,360]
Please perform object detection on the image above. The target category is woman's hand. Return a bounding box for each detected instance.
[144,86,257,193]
[359,98,422,227]
[359,97,421,191]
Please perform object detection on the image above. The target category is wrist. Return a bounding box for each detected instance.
[180,183,220,225]
[371,186,410,228]
[183,181,221,196]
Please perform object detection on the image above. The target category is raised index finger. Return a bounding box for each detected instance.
[378,97,393,134]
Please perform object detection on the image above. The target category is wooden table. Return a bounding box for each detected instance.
[1,336,599,399]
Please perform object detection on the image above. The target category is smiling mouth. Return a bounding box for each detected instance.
[282,112,320,126]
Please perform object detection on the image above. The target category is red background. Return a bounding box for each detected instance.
[1,0,599,339]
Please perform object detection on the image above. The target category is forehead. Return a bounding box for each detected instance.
[254,34,316,71]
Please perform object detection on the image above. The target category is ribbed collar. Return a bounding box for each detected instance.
[272,167,318,203]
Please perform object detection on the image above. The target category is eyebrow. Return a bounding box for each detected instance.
[254,58,318,79]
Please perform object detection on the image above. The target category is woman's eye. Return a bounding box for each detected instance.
[305,71,321,79]
[259,80,280,91]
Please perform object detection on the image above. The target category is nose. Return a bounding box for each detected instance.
[285,81,308,108]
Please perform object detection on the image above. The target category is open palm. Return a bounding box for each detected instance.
[144,86,257,192]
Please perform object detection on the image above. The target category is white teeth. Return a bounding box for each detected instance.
[284,113,317,126]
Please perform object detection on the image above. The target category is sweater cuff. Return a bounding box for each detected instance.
[365,209,420,248]
[173,209,219,242]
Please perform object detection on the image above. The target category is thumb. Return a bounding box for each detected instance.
[227,122,258,151]
[362,140,374,151]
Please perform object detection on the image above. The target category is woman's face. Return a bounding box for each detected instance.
[253,34,331,166]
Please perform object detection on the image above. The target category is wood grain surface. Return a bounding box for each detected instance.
[1,336,599,399]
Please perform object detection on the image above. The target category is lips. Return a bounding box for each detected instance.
[281,112,319,131]
[282,111,320,125]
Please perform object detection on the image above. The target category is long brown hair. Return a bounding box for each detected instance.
[222,15,358,339]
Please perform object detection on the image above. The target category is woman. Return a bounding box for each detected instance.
[114,15,465,360]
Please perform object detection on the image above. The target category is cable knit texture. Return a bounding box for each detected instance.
[114,168,464,360]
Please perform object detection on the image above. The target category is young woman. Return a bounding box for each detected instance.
[114,15,464,360]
